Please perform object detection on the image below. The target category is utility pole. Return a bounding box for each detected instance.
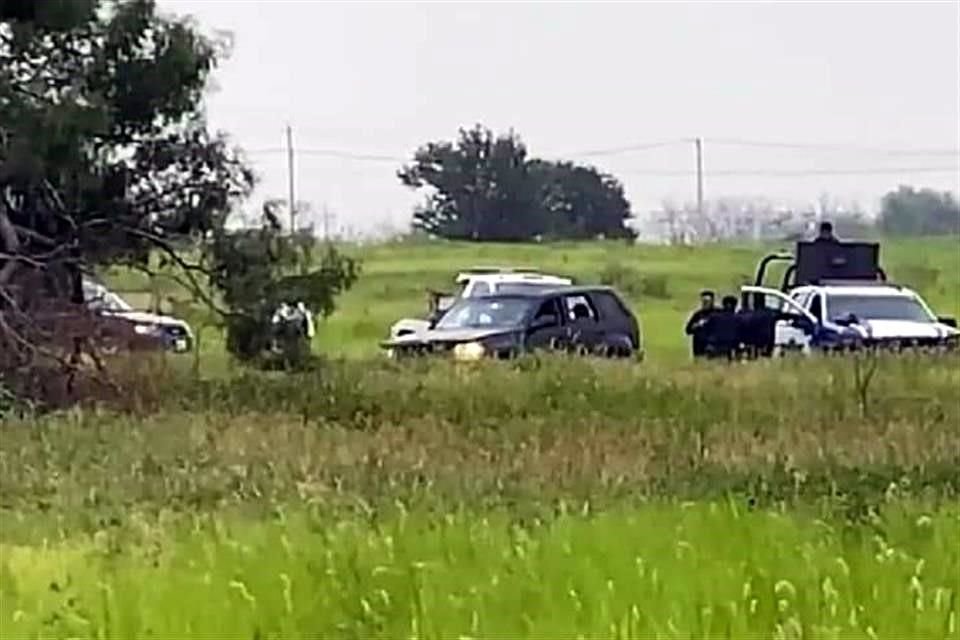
[286,124,296,233]
[694,137,704,220]
[321,204,337,241]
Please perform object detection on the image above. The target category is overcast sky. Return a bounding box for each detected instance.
[161,1,960,235]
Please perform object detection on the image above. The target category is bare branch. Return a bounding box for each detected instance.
[0,193,22,285]
[114,224,237,318]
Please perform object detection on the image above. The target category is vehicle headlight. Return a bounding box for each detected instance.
[453,341,486,361]
[133,323,158,335]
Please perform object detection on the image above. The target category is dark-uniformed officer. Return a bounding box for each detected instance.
[685,289,718,358]
[814,221,838,243]
[706,295,742,360]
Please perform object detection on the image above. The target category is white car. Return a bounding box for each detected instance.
[83,280,195,352]
[742,283,959,354]
[388,267,574,340]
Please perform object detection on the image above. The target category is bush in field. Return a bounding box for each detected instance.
[599,261,638,293]
[639,273,670,299]
[207,203,360,368]
[599,262,670,299]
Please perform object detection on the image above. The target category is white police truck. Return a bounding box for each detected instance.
[733,236,957,356]
[742,282,958,354]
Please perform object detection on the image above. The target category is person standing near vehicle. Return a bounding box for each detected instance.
[685,290,718,358]
[707,295,742,361]
[270,300,314,368]
[814,221,838,243]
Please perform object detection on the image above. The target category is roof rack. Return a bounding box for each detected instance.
[459,266,542,275]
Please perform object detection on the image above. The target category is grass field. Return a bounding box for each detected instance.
[104,236,960,364]
[2,237,959,639]
[3,503,958,639]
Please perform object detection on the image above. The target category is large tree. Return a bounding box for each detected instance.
[399,125,542,241]
[399,125,634,241]
[879,186,959,237]
[533,160,634,240]
[0,0,356,384]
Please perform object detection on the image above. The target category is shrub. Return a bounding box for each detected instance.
[639,274,670,299]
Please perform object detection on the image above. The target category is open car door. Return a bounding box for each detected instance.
[740,285,818,354]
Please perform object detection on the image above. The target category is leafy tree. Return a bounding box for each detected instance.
[399,125,634,241]
[533,160,634,240]
[399,125,541,241]
[0,1,357,386]
[205,201,359,367]
[879,186,960,236]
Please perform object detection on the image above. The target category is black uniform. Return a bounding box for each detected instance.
[705,307,741,360]
[685,308,718,357]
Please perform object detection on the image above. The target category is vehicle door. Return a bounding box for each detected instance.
[524,296,567,351]
[589,290,639,353]
[741,286,818,353]
[560,293,604,353]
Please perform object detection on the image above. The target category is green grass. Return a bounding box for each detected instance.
[103,236,960,366]
[2,503,957,639]
[3,237,959,638]
[2,355,958,536]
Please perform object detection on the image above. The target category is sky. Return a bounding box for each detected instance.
[161,0,960,236]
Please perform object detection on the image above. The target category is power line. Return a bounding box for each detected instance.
[244,147,406,162]
[625,166,959,177]
[706,138,960,157]
[559,139,687,158]
[239,136,960,185]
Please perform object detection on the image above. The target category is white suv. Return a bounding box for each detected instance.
[389,267,573,339]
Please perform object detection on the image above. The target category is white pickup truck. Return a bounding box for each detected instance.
[741,282,959,353]
[388,267,573,340]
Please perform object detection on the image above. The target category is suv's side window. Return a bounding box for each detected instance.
[532,298,563,327]
[592,291,630,322]
[808,293,823,322]
[563,294,598,322]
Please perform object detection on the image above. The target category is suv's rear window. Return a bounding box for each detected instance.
[593,291,632,321]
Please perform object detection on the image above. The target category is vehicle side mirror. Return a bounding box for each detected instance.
[530,315,558,330]
[938,315,957,328]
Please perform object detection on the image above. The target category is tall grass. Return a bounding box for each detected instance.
[3,237,958,637]
[2,502,957,639]
[2,354,957,541]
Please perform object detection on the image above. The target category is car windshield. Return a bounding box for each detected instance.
[496,282,566,295]
[434,297,533,329]
[828,294,933,323]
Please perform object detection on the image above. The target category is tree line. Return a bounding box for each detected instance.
[396,127,957,244]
